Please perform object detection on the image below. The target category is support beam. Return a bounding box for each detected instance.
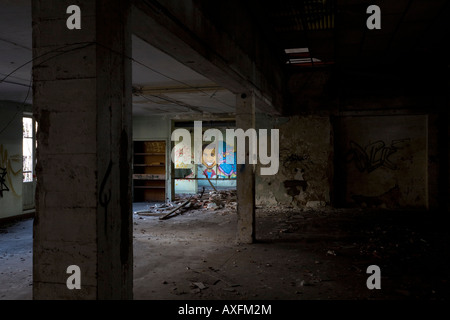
[131,0,284,115]
[236,92,256,244]
[32,0,133,299]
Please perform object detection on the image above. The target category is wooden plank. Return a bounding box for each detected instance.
[133,174,165,180]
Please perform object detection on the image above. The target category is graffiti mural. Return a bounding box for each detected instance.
[346,139,410,173]
[173,140,193,169]
[173,138,237,181]
[201,143,216,178]
[199,141,237,179]
[0,144,21,197]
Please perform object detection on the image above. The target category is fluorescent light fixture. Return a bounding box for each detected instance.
[286,57,322,64]
[285,48,310,54]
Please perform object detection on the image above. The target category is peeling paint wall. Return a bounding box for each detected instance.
[0,101,23,219]
[256,114,332,208]
[335,115,427,209]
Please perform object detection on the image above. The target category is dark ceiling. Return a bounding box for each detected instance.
[250,0,450,70]
[246,0,450,113]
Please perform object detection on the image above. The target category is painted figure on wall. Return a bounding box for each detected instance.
[217,141,237,179]
[201,144,216,179]
[200,141,237,179]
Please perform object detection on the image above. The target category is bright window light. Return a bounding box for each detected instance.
[22,117,34,182]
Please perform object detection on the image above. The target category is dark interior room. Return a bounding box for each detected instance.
[1,0,449,304]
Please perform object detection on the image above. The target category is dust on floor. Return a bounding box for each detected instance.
[133,204,450,300]
[1,203,449,300]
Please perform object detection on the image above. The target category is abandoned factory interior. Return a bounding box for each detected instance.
[1,0,450,301]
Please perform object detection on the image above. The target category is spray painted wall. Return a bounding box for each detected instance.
[172,131,197,193]
[0,101,23,219]
[197,139,236,190]
[256,115,332,208]
[172,128,237,193]
[336,115,427,209]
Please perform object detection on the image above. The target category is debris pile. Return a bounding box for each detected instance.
[135,188,237,220]
[202,189,237,211]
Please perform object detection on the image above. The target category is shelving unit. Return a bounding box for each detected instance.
[133,141,166,202]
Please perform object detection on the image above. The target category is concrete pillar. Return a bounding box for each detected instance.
[32,0,132,299]
[236,92,256,244]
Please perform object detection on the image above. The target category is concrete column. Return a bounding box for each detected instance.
[236,92,256,244]
[32,0,132,299]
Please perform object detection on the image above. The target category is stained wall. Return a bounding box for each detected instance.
[335,115,428,209]
[256,114,332,208]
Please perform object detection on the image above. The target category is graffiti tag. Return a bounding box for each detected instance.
[0,167,9,197]
[347,139,410,173]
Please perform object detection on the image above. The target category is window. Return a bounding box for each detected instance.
[23,117,34,182]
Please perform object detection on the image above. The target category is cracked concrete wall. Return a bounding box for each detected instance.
[256,114,332,208]
[33,0,133,299]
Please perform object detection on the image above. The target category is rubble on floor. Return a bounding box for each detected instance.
[135,189,237,219]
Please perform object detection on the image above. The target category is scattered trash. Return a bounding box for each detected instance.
[160,196,195,220]
[192,282,207,290]
[300,279,314,287]
[207,202,218,209]
[327,250,336,256]
[135,188,237,219]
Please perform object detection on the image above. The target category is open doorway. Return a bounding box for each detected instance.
[130,34,235,213]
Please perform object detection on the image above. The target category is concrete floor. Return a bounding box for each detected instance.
[1,205,449,300]
[0,218,32,300]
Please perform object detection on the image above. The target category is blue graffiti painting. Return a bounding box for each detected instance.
[217,141,237,178]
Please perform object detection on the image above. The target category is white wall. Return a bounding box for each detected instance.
[0,101,23,219]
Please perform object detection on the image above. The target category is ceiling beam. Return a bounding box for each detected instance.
[131,0,284,115]
[135,84,226,95]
